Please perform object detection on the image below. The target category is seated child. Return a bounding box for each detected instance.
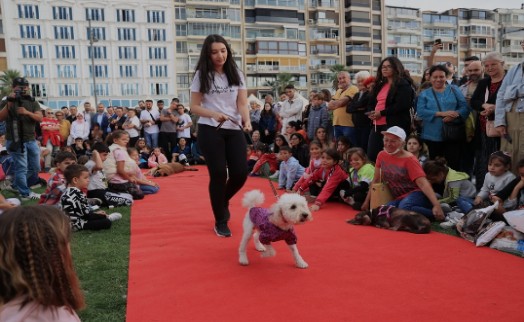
[172,137,192,165]
[84,142,133,207]
[336,136,352,172]
[148,147,168,168]
[406,134,428,166]
[135,138,151,169]
[90,124,104,143]
[71,137,88,158]
[250,143,278,177]
[492,158,524,215]
[294,148,348,211]
[340,147,375,210]
[128,148,160,195]
[246,145,259,172]
[293,140,323,187]
[423,157,477,214]
[0,193,20,215]
[278,146,305,192]
[39,151,77,206]
[61,164,122,231]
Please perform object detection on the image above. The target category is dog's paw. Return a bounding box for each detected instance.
[295,259,309,269]
[261,248,276,258]
[254,241,266,252]
[239,253,249,266]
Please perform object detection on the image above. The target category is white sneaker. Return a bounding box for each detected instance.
[446,211,464,221]
[439,218,459,229]
[107,212,122,222]
[21,192,41,201]
[269,170,279,179]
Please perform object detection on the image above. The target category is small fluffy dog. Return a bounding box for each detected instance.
[348,205,431,234]
[239,190,312,268]
[150,162,198,177]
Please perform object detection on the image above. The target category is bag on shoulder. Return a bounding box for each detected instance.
[442,119,466,142]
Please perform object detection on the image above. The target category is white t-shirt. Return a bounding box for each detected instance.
[139,109,160,134]
[85,159,107,190]
[190,70,246,130]
[0,298,81,322]
[124,115,141,138]
[177,114,192,138]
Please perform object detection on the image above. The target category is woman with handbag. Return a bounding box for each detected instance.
[416,65,470,171]
[362,126,444,221]
[470,52,506,189]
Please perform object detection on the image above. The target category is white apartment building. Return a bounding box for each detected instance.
[496,7,524,69]
[3,0,176,109]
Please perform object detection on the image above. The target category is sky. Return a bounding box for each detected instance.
[385,0,524,11]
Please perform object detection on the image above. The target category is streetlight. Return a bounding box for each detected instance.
[87,18,98,108]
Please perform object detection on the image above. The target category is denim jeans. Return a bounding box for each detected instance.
[333,125,357,146]
[456,196,474,214]
[6,140,40,196]
[140,184,159,195]
[387,190,435,220]
[144,132,159,149]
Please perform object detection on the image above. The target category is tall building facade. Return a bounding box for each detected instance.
[4,0,176,109]
[0,4,6,71]
[421,11,459,70]
[496,7,524,69]
[385,6,423,79]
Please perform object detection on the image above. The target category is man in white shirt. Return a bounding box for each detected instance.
[140,99,160,148]
[279,85,303,135]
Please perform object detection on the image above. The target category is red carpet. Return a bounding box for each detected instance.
[126,167,524,322]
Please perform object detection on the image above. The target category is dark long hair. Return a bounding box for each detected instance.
[195,34,242,94]
[372,56,414,99]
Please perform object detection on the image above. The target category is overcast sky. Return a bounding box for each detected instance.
[385,0,524,11]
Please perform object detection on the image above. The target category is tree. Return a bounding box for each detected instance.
[0,69,22,97]
[330,64,347,90]
[264,72,295,97]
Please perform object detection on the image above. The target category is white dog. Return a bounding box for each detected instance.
[238,190,312,268]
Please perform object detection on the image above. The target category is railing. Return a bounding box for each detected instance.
[346,45,371,52]
[309,0,339,8]
[246,65,307,72]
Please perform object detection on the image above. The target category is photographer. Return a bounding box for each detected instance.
[158,98,180,162]
[0,77,42,200]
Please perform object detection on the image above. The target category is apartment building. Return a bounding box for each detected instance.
[421,11,459,72]
[385,5,423,80]
[0,4,6,71]
[496,7,524,69]
[4,0,176,109]
[344,0,386,77]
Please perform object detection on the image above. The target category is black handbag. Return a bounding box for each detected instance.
[431,87,466,142]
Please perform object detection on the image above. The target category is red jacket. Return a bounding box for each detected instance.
[251,153,278,175]
[294,164,348,207]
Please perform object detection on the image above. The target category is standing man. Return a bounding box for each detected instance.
[328,71,359,143]
[0,77,42,200]
[140,99,160,148]
[157,100,165,113]
[158,99,179,161]
[279,85,303,135]
[92,103,110,138]
[83,102,94,129]
[67,105,77,124]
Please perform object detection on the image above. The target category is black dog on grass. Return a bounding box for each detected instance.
[348,205,431,234]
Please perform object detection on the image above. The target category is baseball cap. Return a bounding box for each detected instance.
[12,77,29,87]
[381,126,406,141]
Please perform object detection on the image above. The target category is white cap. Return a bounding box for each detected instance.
[381,126,406,141]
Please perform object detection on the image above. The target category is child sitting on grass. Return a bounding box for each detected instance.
[39,151,77,206]
[61,164,122,231]
[278,146,305,192]
[250,143,278,177]
[294,148,348,211]
[128,148,160,195]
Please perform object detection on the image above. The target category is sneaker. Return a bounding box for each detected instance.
[21,192,41,201]
[439,218,459,229]
[269,170,279,179]
[88,198,103,206]
[446,211,464,221]
[214,223,232,238]
[107,212,122,222]
[440,203,452,214]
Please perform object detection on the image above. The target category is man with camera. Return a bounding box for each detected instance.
[158,98,180,162]
[0,77,42,200]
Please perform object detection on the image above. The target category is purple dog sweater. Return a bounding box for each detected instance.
[249,207,297,245]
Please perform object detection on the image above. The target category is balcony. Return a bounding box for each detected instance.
[502,45,524,54]
[310,33,338,41]
[310,64,332,71]
[185,0,229,5]
[346,45,371,52]
[246,0,304,9]
[310,18,337,26]
[311,49,338,55]
[246,65,307,73]
[309,0,339,9]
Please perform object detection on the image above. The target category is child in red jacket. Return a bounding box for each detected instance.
[250,144,278,177]
[294,148,348,211]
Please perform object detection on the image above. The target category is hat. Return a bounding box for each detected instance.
[381,126,406,141]
[12,77,29,87]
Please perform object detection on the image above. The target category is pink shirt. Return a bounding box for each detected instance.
[0,298,80,322]
[374,83,390,126]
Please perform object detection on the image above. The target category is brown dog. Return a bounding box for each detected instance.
[348,205,431,234]
[150,162,198,177]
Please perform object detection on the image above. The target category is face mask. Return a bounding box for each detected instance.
[384,147,401,155]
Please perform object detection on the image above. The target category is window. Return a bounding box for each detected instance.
[150,65,168,77]
[23,64,44,78]
[89,65,109,78]
[20,25,41,39]
[121,83,140,96]
[258,41,301,55]
[87,27,106,41]
[177,74,190,87]
[91,84,110,96]
[176,24,187,36]
[148,29,166,41]
[88,46,107,59]
[120,65,138,78]
[31,84,46,97]
[176,42,187,53]
[118,46,137,59]
[148,47,167,60]
[21,45,43,59]
[150,83,168,95]
[116,9,135,22]
[86,8,105,21]
[18,4,39,19]
[175,7,186,20]
[53,6,72,20]
[57,65,77,78]
[147,10,165,23]
[54,26,75,40]
[117,28,136,41]
[55,45,76,59]
[59,84,78,97]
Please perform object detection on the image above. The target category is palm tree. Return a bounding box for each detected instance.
[264,72,295,97]
[0,69,22,97]
[330,64,347,90]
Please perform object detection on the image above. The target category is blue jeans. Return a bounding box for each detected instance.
[144,132,159,148]
[456,196,474,214]
[6,140,40,196]
[140,184,159,195]
[333,125,357,146]
[387,190,435,221]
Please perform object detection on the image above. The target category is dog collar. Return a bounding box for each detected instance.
[376,205,394,219]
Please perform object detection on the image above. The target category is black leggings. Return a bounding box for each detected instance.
[198,124,248,225]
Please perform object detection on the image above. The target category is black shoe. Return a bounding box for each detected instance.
[214,223,232,238]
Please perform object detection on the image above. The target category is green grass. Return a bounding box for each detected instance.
[9,187,130,322]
